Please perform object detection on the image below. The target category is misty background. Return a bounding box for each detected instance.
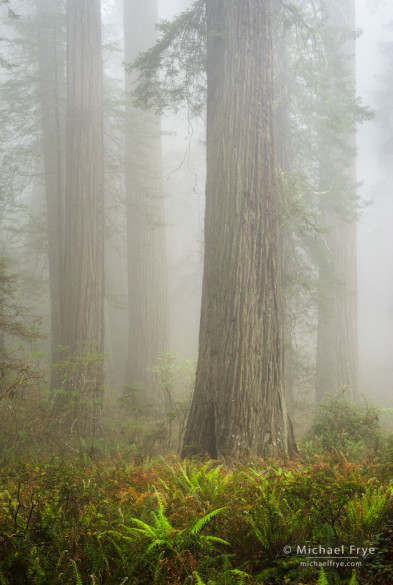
[356,0,393,407]
[1,0,393,423]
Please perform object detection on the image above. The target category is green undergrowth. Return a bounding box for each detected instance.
[1,451,393,585]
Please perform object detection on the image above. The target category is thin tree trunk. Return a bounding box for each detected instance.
[124,0,169,405]
[60,0,105,433]
[272,0,295,415]
[316,0,358,402]
[36,0,64,387]
[182,0,296,458]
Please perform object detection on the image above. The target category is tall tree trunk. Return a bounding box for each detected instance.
[182,0,296,458]
[124,0,169,405]
[316,0,358,402]
[60,0,105,433]
[272,0,295,416]
[36,0,64,386]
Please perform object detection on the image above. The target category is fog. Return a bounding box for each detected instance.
[158,0,393,407]
[356,0,393,407]
[2,4,393,579]
[1,0,393,434]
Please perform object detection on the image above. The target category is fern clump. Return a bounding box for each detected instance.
[1,454,392,584]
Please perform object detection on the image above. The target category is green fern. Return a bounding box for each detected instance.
[192,572,207,585]
[191,506,228,536]
[71,559,83,585]
[152,489,172,536]
[203,535,230,546]
[56,549,69,569]
[346,485,390,537]
[101,495,229,561]
[349,570,359,585]
[164,460,231,501]
[229,568,251,584]
[153,550,165,583]
[317,567,329,585]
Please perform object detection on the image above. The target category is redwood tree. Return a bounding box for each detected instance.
[182,0,296,458]
[316,0,358,402]
[124,0,169,404]
[36,0,64,385]
[60,0,105,430]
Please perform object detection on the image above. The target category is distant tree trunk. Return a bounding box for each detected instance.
[182,0,296,458]
[36,0,64,386]
[272,0,295,416]
[124,0,169,404]
[60,0,105,432]
[316,0,358,402]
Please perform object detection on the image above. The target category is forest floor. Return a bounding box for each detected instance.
[1,444,393,585]
[1,391,392,584]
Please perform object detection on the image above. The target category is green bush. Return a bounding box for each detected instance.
[301,390,382,461]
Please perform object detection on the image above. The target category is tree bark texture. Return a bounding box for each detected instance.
[36,0,65,385]
[316,0,358,402]
[124,0,169,404]
[271,0,295,416]
[60,0,105,429]
[182,0,296,458]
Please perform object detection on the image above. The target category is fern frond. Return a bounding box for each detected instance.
[152,490,173,534]
[317,566,329,585]
[71,559,83,585]
[250,517,269,548]
[56,549,69,569]
[203,535,230,546]
[192,571,207,585]
[178,462,195,487]
[158,477,170,492]
[127,519,156,537]
[229,568,251,585]
[349,570,359,585]
[107,535,127,562]
[191,507,228,535]
[153,550,165,583]
[205,464,222,482]
[99,528,138,543]
[147,538,167,553]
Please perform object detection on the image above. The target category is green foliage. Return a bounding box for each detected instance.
[52,343,106,440]
[129,0,206,117]
[193,572,207,585]
[318,567,329,585]
[160,459,232,504]
[71,560,83,585]
[302,390,382,460]
[0,258,43,402]
[1,444,393,584]
[150,352,196,451]
[99,490,229,582]
[345,485,392,540]
[109,353,196,459]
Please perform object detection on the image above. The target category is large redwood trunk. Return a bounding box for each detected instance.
[182,0,296,458]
